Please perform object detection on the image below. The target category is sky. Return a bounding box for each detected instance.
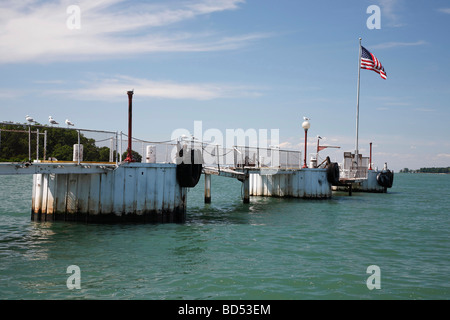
[0,0,449,171]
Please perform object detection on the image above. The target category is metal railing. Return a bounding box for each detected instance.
[0,122,119,164]
[1,122,303,170]
[339,167,368,180]
[232,145,302,169]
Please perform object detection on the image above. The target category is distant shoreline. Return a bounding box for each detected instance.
[399,167,450,174]
[399,172,450,175]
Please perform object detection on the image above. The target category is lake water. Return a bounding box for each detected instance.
[0,173,449,300]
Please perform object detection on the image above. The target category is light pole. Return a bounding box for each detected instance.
[302,118,310,168]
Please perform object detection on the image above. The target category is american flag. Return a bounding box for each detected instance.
[360,46,387,80]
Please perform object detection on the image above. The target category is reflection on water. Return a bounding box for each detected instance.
[22,222,56,261]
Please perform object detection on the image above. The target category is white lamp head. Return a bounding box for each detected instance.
[302,120,310,130]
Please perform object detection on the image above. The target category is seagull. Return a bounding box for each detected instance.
[317,135,322,139]
[65,119,75,127]
[303,116,310,121]
[49,116,59,126]
[25,115,34,123]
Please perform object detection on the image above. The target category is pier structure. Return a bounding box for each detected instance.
[0,125,196,222]
[31,162,186,223]
[0,122,392,224]
[333,150,394,194]
[201,145,335,203]
[0,119,337,222]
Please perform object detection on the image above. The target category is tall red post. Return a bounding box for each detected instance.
[125,90,134,162]
[369,142,373,170]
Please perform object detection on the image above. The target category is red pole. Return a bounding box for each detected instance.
[125,90,134,162]
[302,129,308,168]
[369,142,372,170]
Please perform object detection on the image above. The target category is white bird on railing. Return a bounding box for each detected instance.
[65,119,75,127]
[25,115,34,123]
[48,116,59,125]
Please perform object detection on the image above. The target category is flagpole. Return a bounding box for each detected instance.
[355,37,362,168]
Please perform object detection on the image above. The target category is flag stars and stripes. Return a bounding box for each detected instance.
[360,46,387,80]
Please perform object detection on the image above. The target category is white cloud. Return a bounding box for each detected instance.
[438,8,450,14]
[0,0,268,63]
[437,153,450,158]
[33,80,66,84]
[44,75,262,101]
[415,107,436,112]
[377,0,405,27]
[370,40,427,50]
[0,90,22,99]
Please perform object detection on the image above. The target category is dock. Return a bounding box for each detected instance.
[0,122,394,223]
[0,122,338,223]
[0,93,393,224]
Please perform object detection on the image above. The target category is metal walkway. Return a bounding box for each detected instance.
[0,161,117,175]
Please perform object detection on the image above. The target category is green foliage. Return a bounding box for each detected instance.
[122,150,142,162]
[417,167,450,174]
[52,144,73,161]
[400,167,450,174]
[0,124,119,162]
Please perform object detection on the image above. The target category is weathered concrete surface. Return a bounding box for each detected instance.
[249,168,332,199]
[31,163,186,223]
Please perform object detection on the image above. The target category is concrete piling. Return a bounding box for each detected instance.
[243,170,250,203]
[31,163,187,223]
[249,168,332,199]
[204,173,211,203]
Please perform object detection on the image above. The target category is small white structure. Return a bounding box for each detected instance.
[145,145,156,163]
[73,144,83,162]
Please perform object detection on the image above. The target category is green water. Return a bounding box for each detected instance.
[0,173,449,299]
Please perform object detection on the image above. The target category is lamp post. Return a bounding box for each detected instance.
[302,118,310,168]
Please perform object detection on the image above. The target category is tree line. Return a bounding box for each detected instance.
[0,124,141,162]
[400,167,450,174]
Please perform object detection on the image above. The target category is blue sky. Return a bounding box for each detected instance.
[0,0,449,170]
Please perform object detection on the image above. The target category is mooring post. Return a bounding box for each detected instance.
[205,173,211,203]
[243,169,250,204]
